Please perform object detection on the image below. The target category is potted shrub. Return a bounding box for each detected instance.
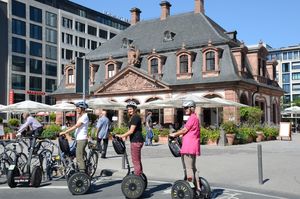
[207,129,220,145]
[158,128,170,144]
[8,118,20,139]
[201,127,209,145]
[41,124,61,140]
[263,125,279,140]
[237,125,256,144]
[4,127,12,140]
[255,125,264,142]
[221,121,237,145]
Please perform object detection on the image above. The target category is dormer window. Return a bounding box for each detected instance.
[180,55,189,73]
[67,69,74,84]
[108,64,115,78]
[151,58,159,74]
[163,30,175,42]
[105,57,121,79]
[122,38,133,48]
[206,51,215,71]
[202,41,222,78]
[176,45,195,79]
[147,49,166,77]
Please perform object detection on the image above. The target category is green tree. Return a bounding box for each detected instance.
[240,107,263,126]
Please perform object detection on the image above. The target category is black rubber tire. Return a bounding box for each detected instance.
[0,159,10,184]
[171,180,194,199]
[30,166,42,187]
[140,173,148,190]
[67,172,91,195]
[7,167,20,188]
[199,177,211,199]
[121,174,145,199]
[87,151,98,177]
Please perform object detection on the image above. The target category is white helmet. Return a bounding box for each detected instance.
[182,100,196,108]
[126,101,138,109]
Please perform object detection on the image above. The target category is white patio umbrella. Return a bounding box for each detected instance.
[284,106,300,113]
[0,104,6,109]
[51,102,76,111]
[0,100,55,113]
[139,94,223,109]
[283,106,300,133]
[87,98,127,110]
[205,97,249,108]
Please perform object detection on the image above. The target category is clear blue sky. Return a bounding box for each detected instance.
[72,0,299,49]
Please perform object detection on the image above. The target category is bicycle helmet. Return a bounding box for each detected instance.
[182,100,196,108]
[75,101,89,109]
[126,100,137,109]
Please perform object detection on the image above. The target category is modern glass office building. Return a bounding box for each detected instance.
[268,45,300,109]
[0,0,129,105]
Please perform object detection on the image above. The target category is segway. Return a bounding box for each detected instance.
[112,135,147,199]
[7,134,42,188]
[168,136,211,199]
[58,135,91,195]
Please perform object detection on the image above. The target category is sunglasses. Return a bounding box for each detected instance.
[183,107,190,110]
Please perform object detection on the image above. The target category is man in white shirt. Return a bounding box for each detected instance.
[60,101,89,172]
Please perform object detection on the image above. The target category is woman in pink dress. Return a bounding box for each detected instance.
[169,100,201,194]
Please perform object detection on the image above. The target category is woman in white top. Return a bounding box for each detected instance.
[60,101,89,172]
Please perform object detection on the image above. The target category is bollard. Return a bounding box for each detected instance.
[257,144,263,184]
[122,153,126,169]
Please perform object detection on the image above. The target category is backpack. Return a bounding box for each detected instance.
[112,136,126,155]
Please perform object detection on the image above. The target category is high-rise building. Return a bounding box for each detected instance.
[268,45,300,109]
[0,0,129,105]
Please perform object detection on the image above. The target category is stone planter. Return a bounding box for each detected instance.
[256,131,264,142]
[9,133,16,140]
[226,133,235,145]
[158,136,168,144]
[207,139,218,146]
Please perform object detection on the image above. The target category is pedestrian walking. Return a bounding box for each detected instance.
[145,110,154,146]
[95,109,111,158]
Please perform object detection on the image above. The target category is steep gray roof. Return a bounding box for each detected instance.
[86,12,236,61]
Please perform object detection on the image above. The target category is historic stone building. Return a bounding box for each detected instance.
[53,0,283,127]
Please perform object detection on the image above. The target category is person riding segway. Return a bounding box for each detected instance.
[7,113,44,188]
[59,101,91,195]
[114,101,147,199]
[169,100,211,199]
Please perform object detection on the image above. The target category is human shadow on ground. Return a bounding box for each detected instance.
[142,183,173,198]
[88,179,122,195]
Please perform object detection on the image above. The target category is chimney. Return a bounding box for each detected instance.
[195,0,205,14]
[130,7,141,25]
[160,1,171,20]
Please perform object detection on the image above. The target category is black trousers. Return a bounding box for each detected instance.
[97,138,108,158]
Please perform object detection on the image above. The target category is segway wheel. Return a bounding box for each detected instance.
[140,173,148,190]
[171,180,194,199]
[67,172,91,195]
[121,174,145,199]
[199,177,211,199]
[7,167,20,188]
[30,166,42,187]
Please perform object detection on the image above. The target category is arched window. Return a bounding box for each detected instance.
[180,55,189,73]
[150,58,159,74]
[67,69,74,84]
[206,51,215,71]
[108,64,115,78]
